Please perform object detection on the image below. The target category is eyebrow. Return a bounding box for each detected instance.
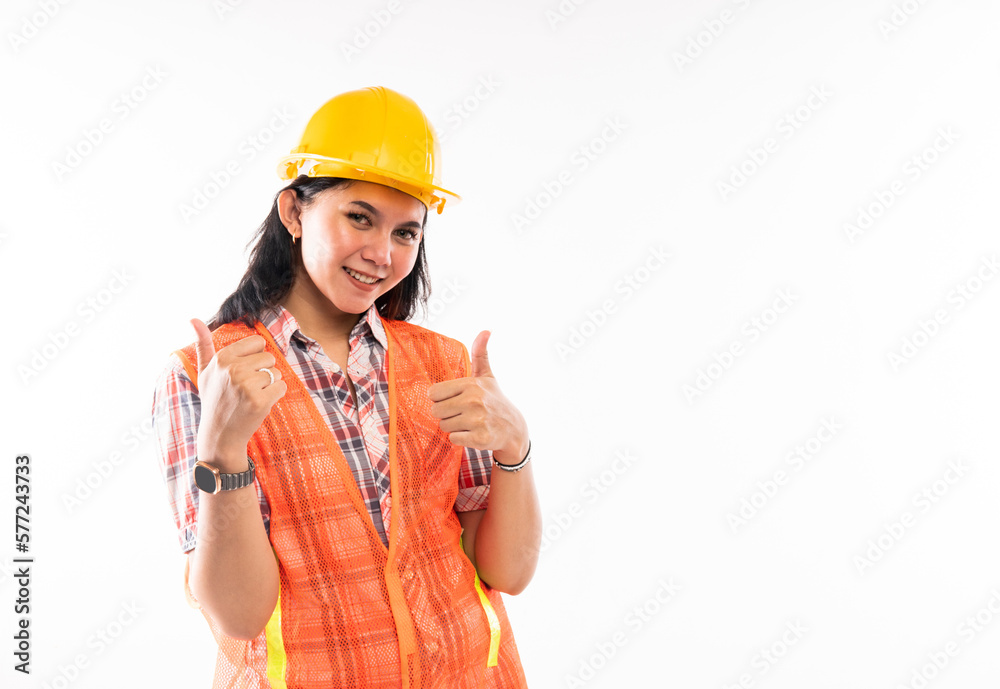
[348,200,423,230]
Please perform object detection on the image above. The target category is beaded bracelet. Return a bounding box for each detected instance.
[492,441,532,473]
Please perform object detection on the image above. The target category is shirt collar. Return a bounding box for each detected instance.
[258,302,388,355]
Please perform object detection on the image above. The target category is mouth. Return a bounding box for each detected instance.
[343,266,384,285]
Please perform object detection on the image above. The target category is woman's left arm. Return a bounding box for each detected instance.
[429,331,542,595]
[457,452,541,595]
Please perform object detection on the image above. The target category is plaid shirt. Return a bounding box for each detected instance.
[151,303,492,553]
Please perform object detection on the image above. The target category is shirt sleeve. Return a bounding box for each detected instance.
[455,447,491,512]
[151,352,270,554]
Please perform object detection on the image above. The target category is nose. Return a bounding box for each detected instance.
[360,229,392,267]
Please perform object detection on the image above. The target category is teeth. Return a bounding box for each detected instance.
[345,267,380,284]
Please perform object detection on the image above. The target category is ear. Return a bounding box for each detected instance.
[277,188,302,238]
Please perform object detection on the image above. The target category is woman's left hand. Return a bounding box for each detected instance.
[427,331,529,463]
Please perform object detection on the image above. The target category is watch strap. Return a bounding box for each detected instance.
[221,456,254,490]
[201,455,254,492]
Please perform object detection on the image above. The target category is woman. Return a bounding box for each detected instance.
[151,86,541,688]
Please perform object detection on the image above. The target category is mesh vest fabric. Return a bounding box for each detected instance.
[174,317,528,689]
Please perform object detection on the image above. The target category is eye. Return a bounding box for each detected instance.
[395,228,420,241]
[348,211,372,225]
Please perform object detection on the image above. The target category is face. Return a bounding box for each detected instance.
[284,180,426,317]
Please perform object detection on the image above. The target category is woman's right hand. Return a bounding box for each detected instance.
[190,318,287,462]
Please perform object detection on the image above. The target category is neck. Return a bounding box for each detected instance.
[279,270,364,344]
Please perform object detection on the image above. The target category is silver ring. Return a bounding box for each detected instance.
[258,367,274,385]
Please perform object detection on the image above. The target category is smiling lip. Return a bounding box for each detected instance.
[345,267,384,279]
[343,266,385,285]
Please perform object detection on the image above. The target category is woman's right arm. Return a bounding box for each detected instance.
[155,318,287,640]
[186,448,279,640]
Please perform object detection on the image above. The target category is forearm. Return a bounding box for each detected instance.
[474,446,542,595]
[187,449,279,640]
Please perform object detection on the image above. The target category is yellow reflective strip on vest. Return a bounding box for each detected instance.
[265,550,287,688]
[473,574,501,667]
[460,534,501,667]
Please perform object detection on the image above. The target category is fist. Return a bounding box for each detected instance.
[190,318,287,462]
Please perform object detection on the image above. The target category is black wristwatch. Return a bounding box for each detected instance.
[194,456,255,494]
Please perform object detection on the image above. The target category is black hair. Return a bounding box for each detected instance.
[207,175,430,330]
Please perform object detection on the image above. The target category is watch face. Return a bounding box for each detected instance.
[194,464,218,494]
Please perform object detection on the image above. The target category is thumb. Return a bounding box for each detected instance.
[470,330,493,378]
[190,318,215,373]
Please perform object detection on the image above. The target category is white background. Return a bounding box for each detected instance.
[2,1,1000,687]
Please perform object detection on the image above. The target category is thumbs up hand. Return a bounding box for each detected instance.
[428,331,529,464]
[190,318,287,464]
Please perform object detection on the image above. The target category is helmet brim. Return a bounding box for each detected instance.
[277,154,461,215]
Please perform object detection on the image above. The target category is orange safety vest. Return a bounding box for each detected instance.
[174,317,529,689]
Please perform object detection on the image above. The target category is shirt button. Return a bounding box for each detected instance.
[330,363,340,373]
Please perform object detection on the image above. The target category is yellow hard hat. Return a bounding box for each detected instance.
[277,86,460,214]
